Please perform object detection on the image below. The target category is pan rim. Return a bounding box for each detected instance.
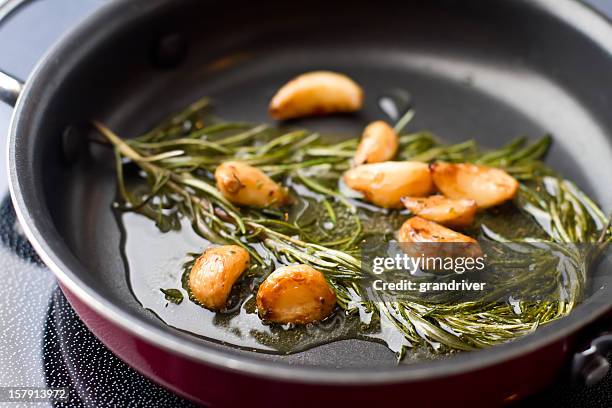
[7,0,612,385]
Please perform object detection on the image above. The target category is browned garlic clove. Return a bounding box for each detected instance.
[215,161,289,208]
[401,195,477,228]
[269,71,364,120]
[398,216,477,243]
[354,120,399,165]
[343,161,433,208]
[430,162,519,209]
[189,245,250,310]
[256,264,336,324]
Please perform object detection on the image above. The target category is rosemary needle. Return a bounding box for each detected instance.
[95,99,611,359]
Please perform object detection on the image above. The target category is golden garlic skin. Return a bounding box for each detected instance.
[189,245,250,310]
[354,121,398,165]
[269,71,364,120]
[256,264,336,324]
[343,161,434,208]
[398,216,477,243]
[397,217,482,271]
[215,161,289,208]
[401,195,477,228]
[430,163,519,209]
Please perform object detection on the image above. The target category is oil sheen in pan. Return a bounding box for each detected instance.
[113,95,415,358]
[116,207,390,356]
[112,94,523,361]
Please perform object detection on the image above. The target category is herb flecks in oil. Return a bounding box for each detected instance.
[96,98,611,359]
[160,288,184,305]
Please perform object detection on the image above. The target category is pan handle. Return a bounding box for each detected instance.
[0,0,28,107]
[572,332,612,386]
[0,70,23,107]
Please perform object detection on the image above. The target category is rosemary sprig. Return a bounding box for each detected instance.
[95,97,611,359]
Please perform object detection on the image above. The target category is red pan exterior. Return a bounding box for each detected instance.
[61,283,572,407]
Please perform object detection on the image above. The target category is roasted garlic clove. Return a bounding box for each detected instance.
[401,195,477,228]
[343,161,433,208]
[397,217,482,271]
[269,71,364,120]
[189,245,250,310]
[256,264,336,324]
[215,161,289,208]
[354,121,399,165]
[398,216,477,243]
[430,162,519,209]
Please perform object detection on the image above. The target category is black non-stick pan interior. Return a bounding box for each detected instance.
[15,0,612,369]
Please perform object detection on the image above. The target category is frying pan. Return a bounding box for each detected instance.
[4,0,612,406]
